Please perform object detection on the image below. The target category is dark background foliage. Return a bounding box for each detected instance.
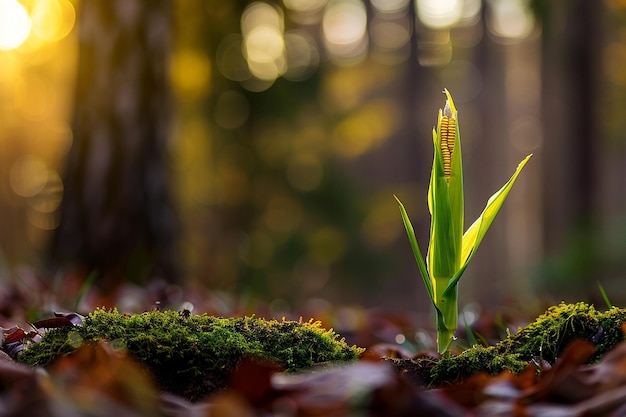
[1,0,626,318]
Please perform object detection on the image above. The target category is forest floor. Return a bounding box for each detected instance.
[2,271,626,416]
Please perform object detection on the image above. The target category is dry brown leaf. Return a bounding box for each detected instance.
[50,341,164,416]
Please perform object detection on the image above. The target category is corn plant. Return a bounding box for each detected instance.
[395,89,532,354]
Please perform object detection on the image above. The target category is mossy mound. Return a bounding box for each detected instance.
[394,302,626,386]
[17,308,364,400]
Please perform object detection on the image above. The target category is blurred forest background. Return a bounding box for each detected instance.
[1,0,626,321]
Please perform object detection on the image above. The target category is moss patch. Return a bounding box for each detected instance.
[17,308,364,400]
[393,302,626,386]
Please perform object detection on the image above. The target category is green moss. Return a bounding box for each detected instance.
[430,345,529,384]
[17,309,364,400]
[494,302,626,362]
[399,302,626,386]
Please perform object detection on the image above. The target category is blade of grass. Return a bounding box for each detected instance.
[598,281,613,309]
[74,270,99,311]
[463,312,477,347]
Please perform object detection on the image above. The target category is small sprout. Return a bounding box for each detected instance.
[597,282,613,309]
[395,89,532,354]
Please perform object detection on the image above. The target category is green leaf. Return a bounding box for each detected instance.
[463,311,477,347]
[428,162,456,282]
[444,154,532,295]
[394,195,433,301]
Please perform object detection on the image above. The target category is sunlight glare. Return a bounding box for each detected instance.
[416,0,462,29]
[0,0,31,50]
[31,0,76,42]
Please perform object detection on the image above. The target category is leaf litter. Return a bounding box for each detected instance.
[1,276,626,416]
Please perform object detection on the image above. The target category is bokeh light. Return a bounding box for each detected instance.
[417,29,452,67]
[286,153,324,191]
[371,0,409,14]
[31,0,76,43]
[282,0,328,24]
[332,99,399,158]
[10,155,49,198]
[217,2,323,89]
[283,31,320,81]
[416,0,463,30]
[241,2,286,89]
[244,25,286,80]
[242,1,284,34]
[370,13,412,64]
[0,0,31,50]
[370,16,412,51]
[170,50,212,100]
[322,0,368,65]
[282,0,328,14]
[216,34,250,82]
[460,0,482,23]
[0,0,77,259]
[487,0,535,40]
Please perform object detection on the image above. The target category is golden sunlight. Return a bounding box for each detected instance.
[31,0,76,43]
[0,0,31,50]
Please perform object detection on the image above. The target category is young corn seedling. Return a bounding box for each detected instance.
[395,90,532,354]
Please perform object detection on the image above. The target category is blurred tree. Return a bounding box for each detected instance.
[531,0,603,297]
[539,0,600,244]
[50,0,179,288]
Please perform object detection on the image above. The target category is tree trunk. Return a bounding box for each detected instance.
[51,0,179,288]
